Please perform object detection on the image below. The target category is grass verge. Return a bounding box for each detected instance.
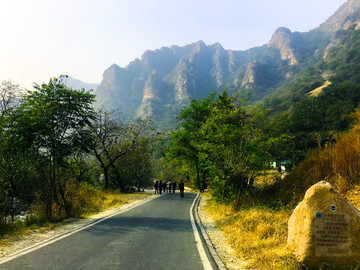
[205,196,301,270]
[204,183,360,270]
[0,190,155,247]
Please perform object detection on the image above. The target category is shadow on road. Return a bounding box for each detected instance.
[83,192,197,237]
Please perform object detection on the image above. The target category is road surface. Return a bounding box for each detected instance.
[0,192,217,270]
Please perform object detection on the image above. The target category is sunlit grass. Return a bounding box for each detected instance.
[345,185,360,209]
[254,170,281,188]
[205,198,301,270]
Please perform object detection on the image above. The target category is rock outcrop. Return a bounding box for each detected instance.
[242,61,260,89]
[319,0,360,35]
[268,27,303,65]
[288,181,360,269]
[138,70,166,118]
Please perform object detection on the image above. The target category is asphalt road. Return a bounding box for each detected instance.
[0,192,214,270]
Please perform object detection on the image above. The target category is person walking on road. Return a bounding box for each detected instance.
[159,180,163,195]
[179,180,184,198]
[154,181,159,194]
[172,181,176,194]
[167,181,171,193]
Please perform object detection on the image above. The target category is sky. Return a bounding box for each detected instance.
[0,0,348,89]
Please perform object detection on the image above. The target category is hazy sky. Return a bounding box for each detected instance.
[0,0,348,89]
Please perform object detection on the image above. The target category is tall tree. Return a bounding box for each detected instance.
[0,116,33,222]
[91,110,154,191]
[197,90,268,200]
[10,76,97,218]
[116,138,154,191]
[0,80,29,222]
[167,93,215,192]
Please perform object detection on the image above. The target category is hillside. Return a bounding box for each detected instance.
[94,0,360,131]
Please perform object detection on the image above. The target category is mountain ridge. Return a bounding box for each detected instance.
[94,0,360,130]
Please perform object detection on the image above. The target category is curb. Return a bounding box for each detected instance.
[194,194,227,270]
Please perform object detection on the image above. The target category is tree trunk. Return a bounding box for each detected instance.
[103,167,109,190]
[110,163,125,192]
[135,174,142,192]
[46,188,53,220]
[10,186,14,223]
[50,158,59,204]
[195,158,202,192]
[57,178,72,217]
[202,170,207,192]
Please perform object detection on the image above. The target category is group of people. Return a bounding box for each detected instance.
[154,180,185,197]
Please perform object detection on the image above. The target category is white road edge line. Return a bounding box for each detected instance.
[190,193,214,270]
[193,195,227,270]
[0,194,160,265]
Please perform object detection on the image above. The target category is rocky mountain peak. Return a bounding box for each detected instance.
[268,27,301,65]
[211,42,225,51]
[104,63,122,76]
[268,27,292,44]
[194,40,207,51]
[100,64,129,89]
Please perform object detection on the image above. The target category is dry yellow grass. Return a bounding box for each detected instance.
[255,170,281,188]
[308,80,332,97]
[204,185,360,270]
[205,199,301,270]
[345,186,360,209]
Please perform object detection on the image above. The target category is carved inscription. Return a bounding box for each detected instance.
[314,213,350,257]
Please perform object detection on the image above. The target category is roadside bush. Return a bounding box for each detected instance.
[64,181,105,217]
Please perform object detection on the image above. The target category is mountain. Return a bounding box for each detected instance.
[95,40,292,127]
[66,76,99,92]
[95,0,360,130]
[262,0,360,114]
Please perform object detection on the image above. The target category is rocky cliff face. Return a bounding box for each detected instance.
[242,61,260,89]
[94,0,360,129]
[268,27,306,65]
[319,0,360,35]
[95,40,289,120]
[138,70,167,118]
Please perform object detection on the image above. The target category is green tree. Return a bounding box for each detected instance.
[0,116,34,222]
[10,76,97,218]
[197,90,268,200]
[0,80,28,222]
[167,93,216,192]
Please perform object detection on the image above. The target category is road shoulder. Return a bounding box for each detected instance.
[197,194,244,270]
[0,194,157,260]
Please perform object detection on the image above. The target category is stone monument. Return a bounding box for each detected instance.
[288,181,360,269]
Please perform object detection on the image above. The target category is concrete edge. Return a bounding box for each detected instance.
[194,194,227,270]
